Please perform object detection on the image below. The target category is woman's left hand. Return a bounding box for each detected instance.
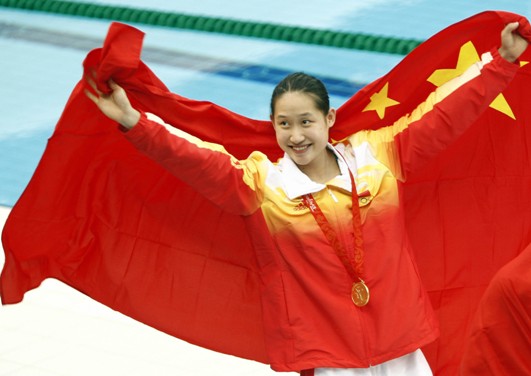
[498,22,529,63]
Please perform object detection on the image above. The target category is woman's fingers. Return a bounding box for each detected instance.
[84,87,98,104]
[503,21,519,34]
[85,73,101,94]
[83,74,104,106]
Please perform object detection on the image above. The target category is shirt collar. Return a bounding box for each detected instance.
[280,144,352,200]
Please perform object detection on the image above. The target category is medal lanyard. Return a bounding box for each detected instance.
[301,166,369,306]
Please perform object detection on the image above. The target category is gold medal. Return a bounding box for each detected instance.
[351,280,370,307]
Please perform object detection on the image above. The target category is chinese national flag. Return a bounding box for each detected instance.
[1,10,531,376]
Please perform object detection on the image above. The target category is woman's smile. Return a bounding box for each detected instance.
[291,144,311,153]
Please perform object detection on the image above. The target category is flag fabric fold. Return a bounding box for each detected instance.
[460,242,531,375]
[2,10,531,375]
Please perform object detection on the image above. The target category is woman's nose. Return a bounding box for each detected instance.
[289,128,305,144]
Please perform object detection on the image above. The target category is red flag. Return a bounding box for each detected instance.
[2,10,531,375]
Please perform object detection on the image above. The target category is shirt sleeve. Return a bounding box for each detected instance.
[349,48,520,181]
[123,112,266,215]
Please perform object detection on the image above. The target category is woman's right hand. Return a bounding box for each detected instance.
[85,75,140,129]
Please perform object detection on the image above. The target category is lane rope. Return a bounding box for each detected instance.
[0,0,422,55]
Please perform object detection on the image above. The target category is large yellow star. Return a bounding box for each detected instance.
[362,82,399,120]
[427,41,480,86]
[428,41,518,120]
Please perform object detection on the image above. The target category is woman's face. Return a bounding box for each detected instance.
[271,91,335,173]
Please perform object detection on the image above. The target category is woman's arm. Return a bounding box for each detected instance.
[85,77,264,215]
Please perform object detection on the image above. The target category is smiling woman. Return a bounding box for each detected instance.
[270,74,338,183]
[73,16,529,375]
[1,4,531,376]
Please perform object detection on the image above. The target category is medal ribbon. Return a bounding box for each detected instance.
[301,168,365,282]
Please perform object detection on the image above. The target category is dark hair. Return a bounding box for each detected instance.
[270,72,330,116]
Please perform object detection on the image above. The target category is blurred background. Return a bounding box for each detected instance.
[0,1,530,375]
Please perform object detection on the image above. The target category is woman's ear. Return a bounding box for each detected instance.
[327,108,336,128]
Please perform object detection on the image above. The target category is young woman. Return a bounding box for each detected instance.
[85,22,527,375]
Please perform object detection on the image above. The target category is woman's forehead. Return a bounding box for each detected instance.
[273,92,321,114]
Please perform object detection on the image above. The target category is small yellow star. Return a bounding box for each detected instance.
[362,82,400,120]
[489,94,515,120]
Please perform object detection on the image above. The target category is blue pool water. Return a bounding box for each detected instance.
[1,0,529,207]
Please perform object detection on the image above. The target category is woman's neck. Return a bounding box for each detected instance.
[299,148,340,184]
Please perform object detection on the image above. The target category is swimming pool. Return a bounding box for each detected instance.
[1,0,529,207]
